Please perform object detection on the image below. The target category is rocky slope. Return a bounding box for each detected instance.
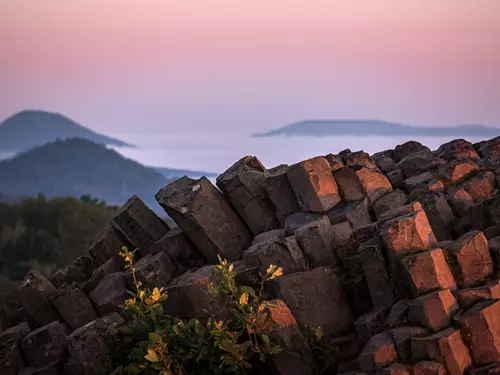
[3,136,500,374]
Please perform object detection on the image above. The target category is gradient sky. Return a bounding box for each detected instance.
[1,0,500,135]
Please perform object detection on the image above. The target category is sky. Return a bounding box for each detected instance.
[1,0,500,135]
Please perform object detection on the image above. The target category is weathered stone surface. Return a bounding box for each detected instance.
[453,216,473,239]
[330,221,355,258]
[355,167,393,205]
[373,189,407,220]
[67,313,124,375]
[333,167,365,202]
[341,274,373,318]
[243,235,307,276]
[324,154,344,171]
[459,171,496,202]
[264,164,301,225]
[408,180,445,202]
[377,201,423,227]
[358,239,396,309]
[216,156,279,235]
[21,321,67,367]
[401,248,456,297]
[50,282,98,330]
[375,156,397,174]
[407,289,459,332]
[89,272,128,316]
[113,195,170,253]
[88,223,134,265]
[19,270,62,326]
[327,198,372,229]
[446,187,474,217]
[446,230,493,287]
[64,255,96,284]
[155,176,253,263]
[469,363,500,375]
[287,156,341,213]
[83,257,122,293]
[484,224,500,240]
[403,171,434,193]
[383,299,409,329]
[418,192,455,241]
[437,139,480,161]
[284,211,323,236]
[388,326,428,362]
[455,280,500,308]
[412,361,447,375]
[49,270,67,289]
[394,141,431,162]
[18,361,61,375]
[379,363,411,375]
[163,265,228,320]
[0,339,25,375]
[357,332,397,372]
[268,267,352,337]
[295,216,338,268]
[411,327,472,375]
[0,322,31,345]
[437,159,479,185]
[396,151,446,179]
[124,251,176,290]
[354,309,386,343]
[345,151,379,170]
[387,169,405,190]
[455,299,500,364]
[149,227,206,272]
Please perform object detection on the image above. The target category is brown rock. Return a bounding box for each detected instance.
[342,274,373,318]
[394,141,431,162]
[327,198,372,229]
[21,321,67,367]
[470,199,493,230]
[412,361,447,375]
[437,159,480,185]
[388,326,428,362]
[401,248,457,297]
[411,327,472,375]
[19,270,62,326]
[124,251,176,290]
[373,189,407,220]
[446,230,493,288]
[113,195,170,254]
[287,156,342,213]
[469,363,500,375]
[65,255,97,284]
[459,171,496,202]
[396,151,446,179]
[407,289,459,332]
[216,156,278,235]
[330,221,355,258]
[418,192,455,241]
[324,154,344,171]
[388,169,405,190]
[403,171,434,193]
[295,216,338,268]
[149,227,206,273]
[377,201,423,227]
[453,216,473,239]
[268,267,352,337]
[0,322,31,345]
[345,151,379,170]
[50,283,98,330]
[357,332,397,372]
[436,139,480,161]
[155,176,253,263]
[284,211,323,236]
[333,167,366,202]
[88,223,134,265]
[455,299,500,364]
[0,339,25,375]
[446,187,474,217]
[355,167,393,205]
[455,279,500,308]
[379,363,411,375]
[354,309,386,343]
[375,156,397,174]
[484,224,500,240]
[48,270,67,289]
[383,299,409,329]
[264,164,301,225]
[89,272,128,316]
[83,257,122,293]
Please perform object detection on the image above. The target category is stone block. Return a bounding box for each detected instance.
[388,326,428,362]
[455,280,500,308]
[216,156,279,234]
[459,171,496,202]
[89,272,128,316]
[49,270,67,289]
[373,189,407,220]
[0,322,31,345]
[377,201,423,227]
[124,251,176,290]
[357,332,397,373]
[396,150,446,179]
[394,141,431,162]
[446,230,493,288]
[268,267,352,337]
[418,192,455,241]
[412,361,447,375]
[324,153,344,171]
[401,248,456,297]
[455,299,500,364]
[446,187,474,217]
[379,363,411,375]
[295,216,338,268]
[469,363,500,375]
[403,171,434,193]
[383,299,409,329]
[64,255,96,284]
[330,221,355,258]
[88,223,134,265]
[355,167,393,205]
[345,151,379,170]
[342,274,373,318]
[327,198,373,229]
[483,224,500,240]
[83,257,122,293]
[21,321,67,367]
[286,156,341,213]
[264,164,301,225]
[387,169,405,190]
[50,283,98,330]
[437,159,480,185]
[333,167,365,202]
[284,211,323,236]
[0,339,25,375]
[411,327,472,375]
[489,236,500,270]
[375,156,397,174]
[407,289,459,332]
[19,270,62,326]
[436,139,480,161]
[354,309,386,343]
[18,362,61,375]
[358,239,396,309]
[155,176,253,263]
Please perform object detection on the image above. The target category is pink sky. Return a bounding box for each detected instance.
[1,0,499,134]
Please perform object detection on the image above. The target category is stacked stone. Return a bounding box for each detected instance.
[2,137,500,375]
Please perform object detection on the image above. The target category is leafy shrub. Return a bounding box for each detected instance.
[104,247,285,375]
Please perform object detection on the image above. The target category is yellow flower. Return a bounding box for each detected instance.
[124,298,136,307]
[144,348,160,363]
[139,290,146,301]
[151,287,161,302]
[228,263,234,272]
[270,267,283,279]
[239,292,249,305]
[266,265,274,275]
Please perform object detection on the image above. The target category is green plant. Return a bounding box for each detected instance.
[104,247,285,375]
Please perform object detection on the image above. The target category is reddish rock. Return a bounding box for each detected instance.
[388,169,405,190]
[437,139,480,161]
[21,321,67,367]
[324,154,344,171]
[446,230,493,288]
[355,167,393,205]
[345,151,379,170]
[19,270,62,326]
[401,248,457,297]
[268,267,352,337]
[327,198,372,229]
[411,327,472,375]
[113,195,170,254]
[377,201,423,227]
[264,164,301,225]
[438,159,480,185]
[379,363,411,375]
[333,167,366,202]
[295,216,338,268]
[389,326,428,362]
[89,272,128,316]
[407,289,459,332]
[124,251,176,290]
[418,192,455,241]
[88,223,134,265]
[0,339,25,375]
[357,332,397,372]
[459,171,496,202]
[286,156,341,213]
[455,299,500,364]
[455,280,500,308]
[155,176,253,263]
[373,189,407,220]
[394,141,431,162]
[446,187,474,217]
[412,361,447,375]
[216,156,279,235]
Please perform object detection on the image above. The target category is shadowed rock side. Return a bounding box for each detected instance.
[3,137,500,374]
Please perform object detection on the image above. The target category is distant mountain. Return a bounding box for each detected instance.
[253,119,500,138]
[0,110,133,152]
[0,138,167,209]
[152,166,218,179]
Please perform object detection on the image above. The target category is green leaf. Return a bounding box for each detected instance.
[148,332,163,345]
